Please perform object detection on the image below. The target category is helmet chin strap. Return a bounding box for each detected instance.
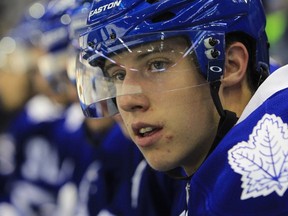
[208,80,238,154]
[165,80,238,180]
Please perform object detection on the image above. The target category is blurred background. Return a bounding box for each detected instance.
[263,0,288,65]
[0,0,35,37]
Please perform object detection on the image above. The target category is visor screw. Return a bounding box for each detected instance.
[204,37,220,48]
[211,49,220,58]
[205,49,220,59]
[209,38,219,46]
[110,33,116,39]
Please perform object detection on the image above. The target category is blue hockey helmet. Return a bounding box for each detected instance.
[77,0,269,118]
[36,0,80,94]
[37,0,78,52]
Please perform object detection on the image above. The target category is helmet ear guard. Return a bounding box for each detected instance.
[187,31,226,81]
[202,34,225,82]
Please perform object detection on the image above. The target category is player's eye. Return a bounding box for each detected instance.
[148,59,171,73]
[109,70,126,82]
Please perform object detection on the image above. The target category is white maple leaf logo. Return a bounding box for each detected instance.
[228,114,288,200]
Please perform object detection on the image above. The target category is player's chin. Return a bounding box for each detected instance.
[145,155,178,172]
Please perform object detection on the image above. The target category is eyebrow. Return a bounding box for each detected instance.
[104,46,175,73]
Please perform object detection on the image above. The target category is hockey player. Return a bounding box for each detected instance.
[68,1,185,215]
[76,0,288,215]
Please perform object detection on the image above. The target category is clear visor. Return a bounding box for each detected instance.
[67,45,78,84]
[76,31,215,118]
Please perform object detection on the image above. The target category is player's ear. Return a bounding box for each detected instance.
[221,42,249,87]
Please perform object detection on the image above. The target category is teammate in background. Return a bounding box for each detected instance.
[76,0,288,215]
[0,0,133,215]
[0,37,39,132]
[0,35,40,216]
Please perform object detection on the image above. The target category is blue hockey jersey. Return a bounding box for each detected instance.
[181,64,288,215]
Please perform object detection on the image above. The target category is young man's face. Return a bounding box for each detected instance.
[104,36,220,175]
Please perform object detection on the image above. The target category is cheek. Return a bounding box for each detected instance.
[169,87,217,140]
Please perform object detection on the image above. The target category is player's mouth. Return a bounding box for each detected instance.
[132,123,163,147]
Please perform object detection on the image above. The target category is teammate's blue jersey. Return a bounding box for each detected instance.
[181,65,288,215]
[49,103,135,216]
[0,96,135,215]
[0,95,67,214]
